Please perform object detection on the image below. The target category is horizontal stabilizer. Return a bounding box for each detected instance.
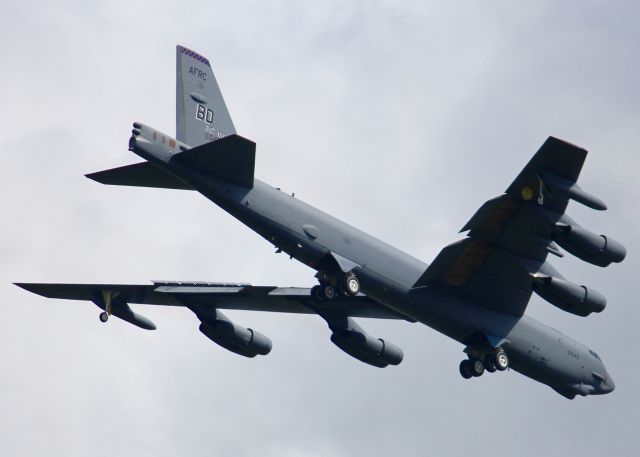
[173,134,255,188]
[86,162,194,190]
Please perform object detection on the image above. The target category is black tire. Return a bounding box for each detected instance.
[484,354,497,373]
[345,275,360,296]
[311,285,323,301]
[99,312,109,323]
[494,351,509,371]
[322,284,336,300]
[471,359,485,377]
[459,360,473,379]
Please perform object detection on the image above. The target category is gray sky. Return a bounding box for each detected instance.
[1,1,639,456]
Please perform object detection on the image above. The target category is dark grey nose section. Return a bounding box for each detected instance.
[591,371,615,394]
[599,376,615,394]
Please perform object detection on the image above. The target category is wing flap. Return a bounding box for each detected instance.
[413,239,534,316]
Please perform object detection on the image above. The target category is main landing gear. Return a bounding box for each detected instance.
[459,348,509,379]
[311,273,360,301]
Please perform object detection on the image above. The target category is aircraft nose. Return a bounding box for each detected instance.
[600,376,615,394]
[592,371,615,394]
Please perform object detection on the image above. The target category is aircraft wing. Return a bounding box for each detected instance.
[15,281,410,321]
[413,136,607,317]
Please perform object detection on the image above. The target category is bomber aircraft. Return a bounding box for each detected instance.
[17,45,627,399]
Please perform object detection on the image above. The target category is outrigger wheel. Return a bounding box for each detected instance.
[98,289,119,323]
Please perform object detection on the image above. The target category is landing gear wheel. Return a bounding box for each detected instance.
[99,312,109,323]
[459,360,473,379]
[321,284,336,300]
[311,285,322,301]
[345,275,360,296]
[494,351,509,371]
[484,354,497,373]
[470,359,485,377]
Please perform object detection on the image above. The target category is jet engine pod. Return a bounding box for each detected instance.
[532,276,606,317]
[553,223,626,267]
[199,316,272,358]
[330,329,404,368]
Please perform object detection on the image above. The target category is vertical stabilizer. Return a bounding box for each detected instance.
[176,45,236,147]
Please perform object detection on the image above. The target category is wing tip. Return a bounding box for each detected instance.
[85,172,103,183]
[546,136,588,153]
[14,282,47,296]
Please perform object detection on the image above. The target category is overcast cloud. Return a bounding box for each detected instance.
[1,1,639,456]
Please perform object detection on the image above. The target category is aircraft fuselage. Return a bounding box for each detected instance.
[131,124,614,399]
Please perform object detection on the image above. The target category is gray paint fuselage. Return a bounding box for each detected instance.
[135,136,614,398]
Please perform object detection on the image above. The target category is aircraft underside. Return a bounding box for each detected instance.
[16,44,624,399]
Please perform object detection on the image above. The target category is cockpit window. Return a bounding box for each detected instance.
[589,349,601,361]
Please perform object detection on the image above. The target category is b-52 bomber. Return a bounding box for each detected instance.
[17,45,627,399]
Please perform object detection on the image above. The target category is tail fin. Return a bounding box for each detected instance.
[176,45,236,147]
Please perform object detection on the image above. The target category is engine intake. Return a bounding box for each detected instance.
[532,275,606,317]
[553,222,626,267]
[198,311,272,358]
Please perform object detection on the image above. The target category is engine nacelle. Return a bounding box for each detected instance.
[553,222,626,267]
[532,276,606,317]
[199,317,272,358]
[330,330,403,368]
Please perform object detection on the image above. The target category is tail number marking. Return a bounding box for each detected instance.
[196,104,225,140]
[196,104,215,124]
